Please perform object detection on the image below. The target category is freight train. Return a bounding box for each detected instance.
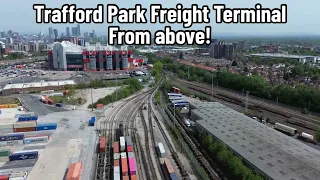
[298,132,317,144]
[274,123,297,136]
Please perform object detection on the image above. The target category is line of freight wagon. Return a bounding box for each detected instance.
[156,142,178,180]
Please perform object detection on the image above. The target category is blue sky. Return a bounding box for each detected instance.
[0,0,315,35]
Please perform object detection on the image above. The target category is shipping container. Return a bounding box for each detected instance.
[114,153,120,160]
[13,121,36,129]
[22,130,54,137]
[125,136,132,146]
[170,173,178,180]
[35,123,57,131]
[114,159,119,167]
[66,162,82,180]
[121,152,127,159]
[99,137,106,153]
[23,136,49,144]
[89,117,95,126]
[14,127,35,133]
[114,166,120,173]
[127,145,133,152]
[164,158,175,174]
[113,172,120,180]
[128,157,136,175]
[127,152,134,158]
[121,158,128,176]
[0,175,8,180]
[12,150,40,155]
[8,177,25,180]
[0,134,24,142]
[122,176,129,180]
[18,112,35,117]
[157,142,166,157]
[17,116,38,121]
[0,140,24,147]
[0,124,13,129]
[113,142,119,153]
[0,129,14,134]
[130,175,137,180]
[120,136,125,152]
[0,149,11,157]
[9,151,38,161]
[8,171,27,178]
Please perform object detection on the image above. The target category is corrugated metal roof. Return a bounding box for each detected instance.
[2,80,75,90]
[192,101,320,180]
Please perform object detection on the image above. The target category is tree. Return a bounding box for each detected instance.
[232,60,238,66]
[312,74,320,81]
[244,67,249,72]
[283,73,290,81]
[179,52,183,59]
[316,127,320,142]
[291,66,304,76]
[205,61,210,66]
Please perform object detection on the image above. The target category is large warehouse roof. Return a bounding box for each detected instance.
[191,102,320,180]
[1,80,75,90]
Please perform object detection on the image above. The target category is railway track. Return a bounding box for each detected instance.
[173,77,320,124]
[149,96,191,180]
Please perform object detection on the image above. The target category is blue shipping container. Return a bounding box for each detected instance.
[89,117,95,126]
[9,151,38,161]
[35,123,57,131]
[0,134,24,142]
[170,173,178,180]
[18,116,38,121]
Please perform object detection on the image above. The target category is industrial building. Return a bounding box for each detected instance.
[0,80,75,95]
[189,101,320,180]
[47,41,143,71]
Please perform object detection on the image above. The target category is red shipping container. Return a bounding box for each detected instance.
[114,159,119,166]
[99,137,106,153]
[0,175,9,180]
[122,176,129,180]
[114,142,119,153]
[14,127,35,132]
[130,175,137,180]
[66,162,82,180]
[127,146,133,152]
[121,158,128,176]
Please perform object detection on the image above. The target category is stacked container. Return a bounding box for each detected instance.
[128,156,136,176]
[0,123,14,134]
[9,150,39,161]
[99,137,106,153]
[0,134,24,147]
[121,155,128,176]
[114,141,120,160]
[114,161,120,180]
[119,136,125,152]
[17,116,38,121]
[0,149,11,162]
[8,171,28,179]
[163,158,178,180]
[35,123,57,131]
[157,142,166,158]
[0,175,8,180]
[125,136,133,152]
[13,121,36,132]
[23,136,49,144]
[130,175,137,180]
[66,162,82,180]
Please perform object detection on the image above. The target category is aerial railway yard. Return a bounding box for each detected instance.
[94,76,213,180]
[171,76,320,135]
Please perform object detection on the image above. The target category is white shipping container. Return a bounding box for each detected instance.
[23,130,54,137]
[13,150,40,155]
[0,128,14,134]
[9,170,27,178]
[158,142,165,155]
[119,136,125,151]
[13,121,36,128]
[114,166,120,173]
[113,172,120,180]
[9,177,26,180]
[0,123,13,129]
[24,136,48,144]
[0,156,9,162]
[301,132,314,140]
[120,152,126,159]
[0,140,24,147]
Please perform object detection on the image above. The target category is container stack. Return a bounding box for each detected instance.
[99,137,106,153]
[0,149,11,162]
[114,141,120,180]
[8,171,28,179]
[66,162,82,180]
[9,150,39,161]
[162,158,178,180]
[0,133,24,147]
[13,121,37,132]
[0,104,18,109]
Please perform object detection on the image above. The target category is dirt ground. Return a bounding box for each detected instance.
[0,97,19,104]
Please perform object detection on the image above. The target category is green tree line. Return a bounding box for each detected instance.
[88,78,143,108]
[196,132,264,180]
[166,61,320,113]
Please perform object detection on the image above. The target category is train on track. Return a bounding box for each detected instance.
[274,122,297,136]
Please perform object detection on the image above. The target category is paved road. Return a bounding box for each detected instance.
[15,94,67,115]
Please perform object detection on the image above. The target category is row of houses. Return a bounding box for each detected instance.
[0,80,75,95]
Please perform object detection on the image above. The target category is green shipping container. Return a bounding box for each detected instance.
[0,149,11,157]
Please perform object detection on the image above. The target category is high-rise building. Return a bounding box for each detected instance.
[49,27,53,36]
[77,25,81,37]
[72,27,77,36]
[66,27,70,37]
[53,29,58,39]
[0,31,6,38]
